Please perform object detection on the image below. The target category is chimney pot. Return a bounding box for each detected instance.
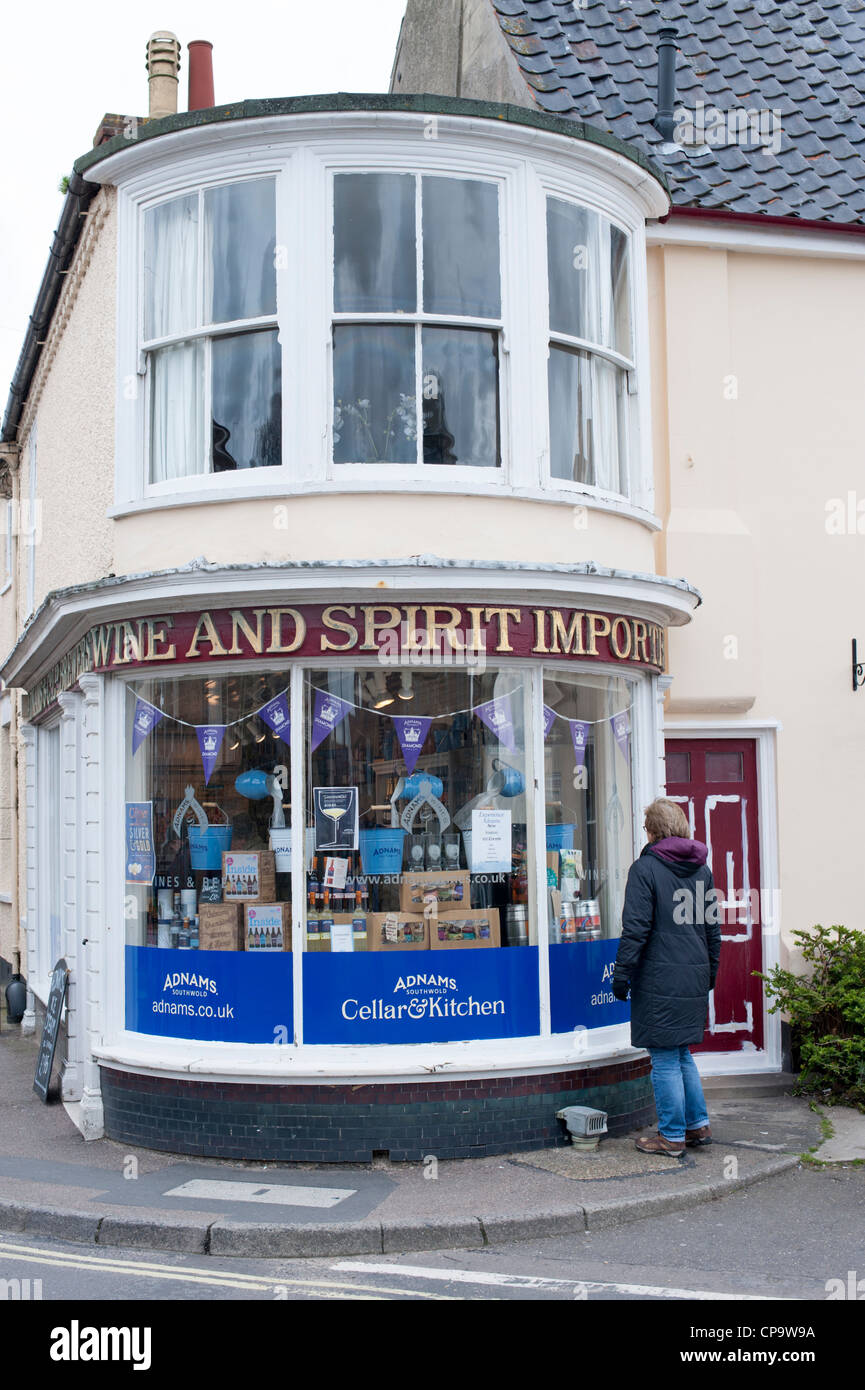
[188,40,215,111]
[145,31,181,120]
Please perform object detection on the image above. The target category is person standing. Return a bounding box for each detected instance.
[612,798,721,1157]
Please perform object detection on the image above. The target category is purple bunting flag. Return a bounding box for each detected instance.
[257,691,291,746]
[474,695,517,752]
[542,704,556,739]
[392,715,432,774]
[570,720,591,766]
[310,691,352,753]
[196,725,227,785]
[132,697,165,755]
[611,710,631,762]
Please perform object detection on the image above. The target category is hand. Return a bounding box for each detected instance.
[612,978,630,1002]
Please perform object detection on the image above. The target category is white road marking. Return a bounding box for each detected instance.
[0,1242,454,1300]
[162,1179,356,1208]
[333,1262,791,1300]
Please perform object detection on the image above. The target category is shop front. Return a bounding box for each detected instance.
[12,570,697,1159]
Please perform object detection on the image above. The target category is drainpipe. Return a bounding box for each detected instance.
[0,442,21,1004]
[655,26,678,142]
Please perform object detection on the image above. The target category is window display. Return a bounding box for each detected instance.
[121,654,640,1045]
[303,667,535,954]
[124,671,294,957]
[543,670,634,945]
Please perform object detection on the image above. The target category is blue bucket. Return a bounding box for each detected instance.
[189,824,233,870]
[545,823,575,852]
[359,828,406,875]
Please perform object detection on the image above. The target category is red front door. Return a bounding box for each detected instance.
[663,738,764,1053]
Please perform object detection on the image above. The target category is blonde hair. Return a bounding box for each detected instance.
[644,797,690,841]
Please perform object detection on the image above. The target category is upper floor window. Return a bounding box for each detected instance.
[331,173,502,467]
[142,178,281,481]
[546,197,633,496]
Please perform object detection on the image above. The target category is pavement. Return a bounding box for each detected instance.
[1,1021,862,1259]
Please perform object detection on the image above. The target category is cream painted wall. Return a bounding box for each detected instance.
[112,492,657,576]
[651,241,865,957]
[17,188,116,620]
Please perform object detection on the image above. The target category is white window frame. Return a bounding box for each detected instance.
[137,169,286,498]
[533,166,653,514]
[111,118,658,525]
[327,166,509,482]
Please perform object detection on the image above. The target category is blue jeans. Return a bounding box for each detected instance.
[648,1046,710,1142]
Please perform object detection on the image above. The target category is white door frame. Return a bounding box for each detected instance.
[663,720,782,1076]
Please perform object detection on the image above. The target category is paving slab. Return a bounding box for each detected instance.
[813,1105,865,1163]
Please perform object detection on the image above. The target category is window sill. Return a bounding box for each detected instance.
[94,1023,640,1082]
[109,479,661,531]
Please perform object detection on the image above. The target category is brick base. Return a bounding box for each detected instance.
[101,1058,655,1161]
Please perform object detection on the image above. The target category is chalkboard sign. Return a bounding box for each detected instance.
[33,958,68,1102]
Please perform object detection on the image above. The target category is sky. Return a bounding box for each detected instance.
[0,0,409,415]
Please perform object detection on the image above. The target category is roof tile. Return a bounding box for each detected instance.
[488,0,865,226]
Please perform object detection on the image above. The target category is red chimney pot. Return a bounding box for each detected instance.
[188,40,214,111]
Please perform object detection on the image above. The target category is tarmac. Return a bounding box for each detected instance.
[1,1020,862,1259]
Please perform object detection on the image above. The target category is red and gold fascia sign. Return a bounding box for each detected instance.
[26,603,666,719]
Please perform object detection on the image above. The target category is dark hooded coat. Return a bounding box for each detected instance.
[613,837,722,1050]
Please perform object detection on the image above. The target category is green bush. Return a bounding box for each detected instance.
[755,924,865,1110]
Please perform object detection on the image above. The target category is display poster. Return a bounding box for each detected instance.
[125,802,156,886]
[303,948,539,1043]
[313,787,359,851]
[126,945,293,1042]
[470,808,512,874]
[548,938,631,1032]
[223,851,261,901]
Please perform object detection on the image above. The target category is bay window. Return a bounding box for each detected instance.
[142,177,280,481]
[332,172,502,467]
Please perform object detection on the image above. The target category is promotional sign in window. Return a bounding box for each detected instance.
[125,803,156,886]
[548,939,630,1033]
[469,808,512,874]
[125,945,293,1043]
[313,787,359,852]
[303,948,539,1044]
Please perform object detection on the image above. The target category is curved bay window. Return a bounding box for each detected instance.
[546,197,633,495]
[332,173,502,468]
[142,177,281,481]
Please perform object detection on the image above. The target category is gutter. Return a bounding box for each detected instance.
[661,203,865,241]
[1,172,100,444]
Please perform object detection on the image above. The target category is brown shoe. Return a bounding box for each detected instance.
[635,1133,685,1158]
[685,1126,712,1147]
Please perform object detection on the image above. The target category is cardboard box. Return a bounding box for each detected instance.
[367,911,429,950]
[430,908,501,949]
[198,902,243,952]
[399,870,470,913]
[222,849,277,902]
[244,902,290,951]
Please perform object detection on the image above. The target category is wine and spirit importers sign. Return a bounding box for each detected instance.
[27,602,666,718]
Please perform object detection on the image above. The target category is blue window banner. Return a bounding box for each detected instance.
[303,948,540,1044]
[548,939,631,1033]
[125,945,293,1043]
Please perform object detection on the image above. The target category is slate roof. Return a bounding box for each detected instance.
[489,0,865,225]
